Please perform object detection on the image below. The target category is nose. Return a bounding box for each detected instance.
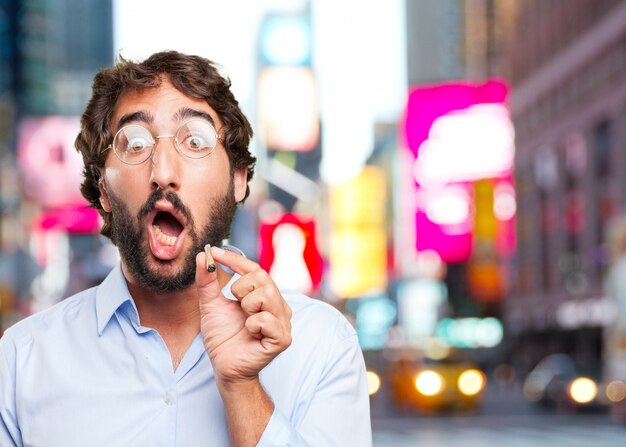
[149,136,181,192]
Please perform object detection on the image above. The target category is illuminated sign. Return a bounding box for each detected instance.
[257,67,319,152]
[402,80,515,263]
[17,116,87,208]
[259,15,312,66]
[258,213,323,296]
[34,205,100,234]
[348,295,397,351]
[436,317,503,348]
[329,166,387,298]
[397,278,447,347]
[412,103,514,188]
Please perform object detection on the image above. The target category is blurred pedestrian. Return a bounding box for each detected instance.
[0,51,371,446]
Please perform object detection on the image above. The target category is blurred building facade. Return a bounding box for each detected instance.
[406,0,515,85]
[403,0,515,348]
[504,0,626,374]
[0,0,114,331]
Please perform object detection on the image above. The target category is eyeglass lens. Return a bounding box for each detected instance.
[113,120,218,164]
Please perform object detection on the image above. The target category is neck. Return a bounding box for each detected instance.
[121,263,232,331]
[121,263,233,371]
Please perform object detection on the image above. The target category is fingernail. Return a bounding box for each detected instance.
[204,244,216,272]
[211,246,225,255]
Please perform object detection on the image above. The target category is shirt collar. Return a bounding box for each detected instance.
[95,263,242,335]
[95,264,134,336]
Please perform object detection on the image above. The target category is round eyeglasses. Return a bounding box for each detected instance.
[108,119,222,165]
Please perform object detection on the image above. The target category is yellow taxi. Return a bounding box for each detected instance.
[387,355,487,413]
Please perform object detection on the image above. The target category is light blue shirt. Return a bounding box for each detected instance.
[0,264,372,446]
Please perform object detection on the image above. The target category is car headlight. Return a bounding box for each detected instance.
[458,369,486,396]
[415,370,445,396]
[367,370,381,396]
[606,380,626,403]
[568,377,597,404]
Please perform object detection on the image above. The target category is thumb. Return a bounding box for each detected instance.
[195,251,222,302]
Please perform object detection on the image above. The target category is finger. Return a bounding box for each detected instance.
[239,284,292,318]
[195,251,221,300]
[210,245,263,277]
[230,268,268,299]
[245,311,292,349]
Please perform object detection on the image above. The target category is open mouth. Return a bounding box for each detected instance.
[147,204,188,261]
[152,211,184,246]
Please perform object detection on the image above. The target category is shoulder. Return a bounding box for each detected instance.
[2,287,97,347]
[282,291,357,343]
[260,292,365,408]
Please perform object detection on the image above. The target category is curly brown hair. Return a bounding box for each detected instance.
[74,50,256,238]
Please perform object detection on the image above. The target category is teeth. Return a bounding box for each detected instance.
[153,224,177,246]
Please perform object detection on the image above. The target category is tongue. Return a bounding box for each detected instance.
[158,220,180,237]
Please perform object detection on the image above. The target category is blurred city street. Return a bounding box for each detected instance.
[2,0,626,444]
[371,382,626,446]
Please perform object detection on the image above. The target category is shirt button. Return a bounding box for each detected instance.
[164,392,175,405]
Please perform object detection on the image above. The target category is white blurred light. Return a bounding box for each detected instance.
[476,317,504,348]
[414,249,445,279]
[257,67,319,151]
[413,104,515,189]
[494,183,516,220]
[260,16,311,65]
[569,377,597,404]
[367,371,382,396]
[436,317,503,348]
[458,369,486,396]
[415,370,444,396]
[424,187,471,225]
[397,278,446,346]
[556,297,616,329]
[315,0,406,183]
[269,223,313,294]
[424,338,450,360]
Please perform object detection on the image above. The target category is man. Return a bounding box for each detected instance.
[0,51,372,446]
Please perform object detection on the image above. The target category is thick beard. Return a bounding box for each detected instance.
[107,184,237,292]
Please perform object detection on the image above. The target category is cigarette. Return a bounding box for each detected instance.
[204,244,216,272]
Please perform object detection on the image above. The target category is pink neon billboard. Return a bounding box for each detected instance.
[17,116,87,208]
[402,80,515,263]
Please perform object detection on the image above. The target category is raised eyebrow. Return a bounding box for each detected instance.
[117,111,154,129]
[174,107,216,127]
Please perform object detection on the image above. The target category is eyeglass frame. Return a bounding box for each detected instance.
[106,119,224,165]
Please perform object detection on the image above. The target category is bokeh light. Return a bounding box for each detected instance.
[458,369,486,396]
[569,377,597,404]
[367,371,382,396]
[415,370,444,396]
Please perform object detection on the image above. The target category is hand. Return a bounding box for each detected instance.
[195,246,292,387]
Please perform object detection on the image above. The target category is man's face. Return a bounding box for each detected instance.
[98,80,247,291]
[106,184,237,292]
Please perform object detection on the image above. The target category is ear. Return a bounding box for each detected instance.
[98,179,112,212]
[233,168,248,203]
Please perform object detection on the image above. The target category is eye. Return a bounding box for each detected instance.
[116,125,153,154]
[176,120,218,157]
[126,136,151,152]
[184,134,208,151]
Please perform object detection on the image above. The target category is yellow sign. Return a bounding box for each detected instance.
[329,167,387,297]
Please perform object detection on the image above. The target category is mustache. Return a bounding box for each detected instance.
[137,189,194,227]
